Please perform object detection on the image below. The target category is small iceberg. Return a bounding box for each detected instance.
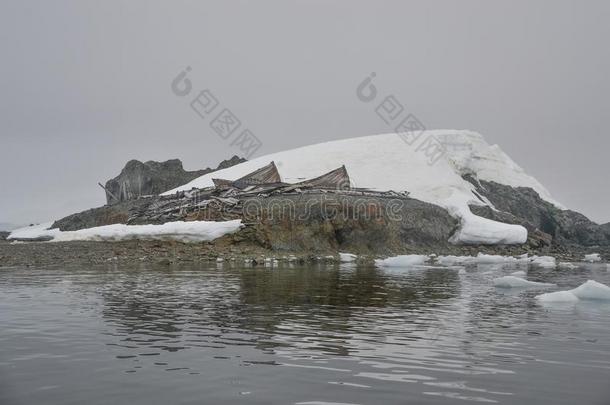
[493,276,555,288]
[435,255,476,266]
[536,290,580,303]
[475,253,517,264]
[375,255,429,267]
[529,256,556,268]
[536,280,610,303]
[510,270,527,277]
[558,262,578,270]
[584,253,602,263]
[571,280,610,300]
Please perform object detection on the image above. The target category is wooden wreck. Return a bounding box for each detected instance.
[124,162,408,225]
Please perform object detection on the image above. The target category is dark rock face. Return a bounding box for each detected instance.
[0,231,9,241]
[468,178,609,247]
[51,200,150,231]
[235,194,459,253]
[104,156,246,204]
[216,155,246,170]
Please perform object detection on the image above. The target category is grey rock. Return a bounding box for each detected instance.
[104,156,246,204]
[239,194,459,253]
[466,176,609,247]
[51,199,151,231]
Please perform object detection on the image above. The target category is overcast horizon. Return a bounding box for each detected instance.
[1,0,609,227]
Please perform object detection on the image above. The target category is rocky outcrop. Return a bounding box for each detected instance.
[47,155,608,253]
[215,155,247,170]
[0,231,9,241]
[239,194,459,253]
[51,200,150,231]
[103,156,246,204]
[466,177,609,247]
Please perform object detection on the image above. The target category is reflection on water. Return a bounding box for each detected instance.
[1,261,610,405]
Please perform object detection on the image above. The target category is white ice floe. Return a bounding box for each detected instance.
[584,253,602,263]
[164,131,556,245]
[339,253,357,263]
[375,255,430,268]
[536,280,610,303]
[510,270,527,277]
[435,255,477,266]
[433,253,559,269]
[571,280,610,300]
[536,290,580,303]
[475,253,518,264]
[493,276,555,288]
[558,262,578,270]
[434,255,475,266]
[529,256,556,268]
[8,220,243,243]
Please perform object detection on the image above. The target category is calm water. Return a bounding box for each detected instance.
[1,260,610,405]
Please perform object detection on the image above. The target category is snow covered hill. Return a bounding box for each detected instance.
[165,130,562,245]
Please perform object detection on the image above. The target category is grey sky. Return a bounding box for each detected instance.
[1,0,609,226]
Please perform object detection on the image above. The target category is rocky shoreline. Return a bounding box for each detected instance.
[1,235,607,269]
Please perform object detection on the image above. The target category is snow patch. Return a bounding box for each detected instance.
[7,222,58,241]
[8,220,243,243]
[339,253,357,263]
[449,214,527,245]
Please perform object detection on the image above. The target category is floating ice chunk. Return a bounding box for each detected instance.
[536,290,579,303]
[570,280,610,300]
[375,255,429,267]
[510,270,527,277]
[339,253,357,263]
[435,255,476,266]
[584,253,602,263]
[475,253,517,264]
[558,262,578,270]
[530,256,556,268]
[493,276,555,288]
[536,280,610,303]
